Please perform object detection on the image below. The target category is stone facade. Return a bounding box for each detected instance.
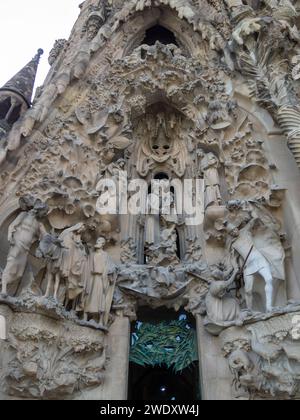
[0,0,300,400]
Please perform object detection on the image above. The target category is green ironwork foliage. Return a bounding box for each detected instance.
[130,320,198,373]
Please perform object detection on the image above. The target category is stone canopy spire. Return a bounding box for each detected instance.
[0,48,44,107]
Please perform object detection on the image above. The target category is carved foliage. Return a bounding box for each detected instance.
[221,313,300,399]
[0,312,106,399]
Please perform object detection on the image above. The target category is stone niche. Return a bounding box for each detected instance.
[0,304,106,400]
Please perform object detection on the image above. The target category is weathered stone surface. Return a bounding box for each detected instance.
[0,304,106,400]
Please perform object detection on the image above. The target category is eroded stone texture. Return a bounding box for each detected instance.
[0,0,300,400]
[0,305,106,400]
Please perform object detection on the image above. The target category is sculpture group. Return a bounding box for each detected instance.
[0,197,117,327]
[0,186,287,331]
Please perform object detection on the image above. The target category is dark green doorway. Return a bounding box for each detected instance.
[128,308,201,401]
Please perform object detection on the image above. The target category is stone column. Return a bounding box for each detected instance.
[102,314,131,400]
[196,315,233,401]
[77,313,131,401]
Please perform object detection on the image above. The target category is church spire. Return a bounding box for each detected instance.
[0,49,43,138]
[0,48,44,107]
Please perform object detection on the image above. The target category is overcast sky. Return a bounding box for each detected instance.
[0,1,81,90]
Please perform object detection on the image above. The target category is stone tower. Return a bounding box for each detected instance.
[0,49,43,145]
[0,0,300,400]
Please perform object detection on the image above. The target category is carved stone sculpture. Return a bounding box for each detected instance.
[145,225,179,266]
[199,151,222,209]
[221,313,300,399]
[121,238,137,264]
[0,309,106,399]
[37,233,65,301]
[205,265,243,334]
[83,237,117,326]
[48,39,67,66]
[59,223,88,306]
[136,111,187,178]
[84,6,106,42]
[226,218,285,313]
[1,199,48,295]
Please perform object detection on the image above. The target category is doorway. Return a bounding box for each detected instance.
[129,364,199,401]
[128,308,201,401]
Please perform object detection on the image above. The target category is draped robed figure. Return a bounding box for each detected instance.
[84,237,117,326]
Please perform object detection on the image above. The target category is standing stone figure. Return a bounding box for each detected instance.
[84,237,117,326]
[200,152,222,209]
[59,223,88,306]
[1,200,48,295]
[37,233,65,302]
[226,219,285,312]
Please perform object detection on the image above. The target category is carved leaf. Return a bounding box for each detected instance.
[87,110,109,135]
[75,108,109,135]
[211,121,232,130]
[75,107,87,126]
[105,122,121,139]
[108,136,132,150]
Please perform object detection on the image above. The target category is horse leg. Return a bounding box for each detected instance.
[1,271,10,295]
[44,270,53,298]
[244,275,254,311]
[53,273,61,301]
[259,267,274,312]
[1,272,8,295]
